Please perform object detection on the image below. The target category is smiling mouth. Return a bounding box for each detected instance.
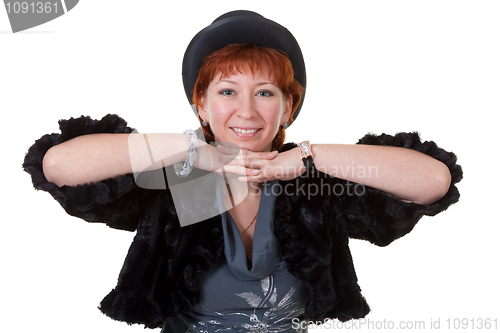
[231,127,260,134]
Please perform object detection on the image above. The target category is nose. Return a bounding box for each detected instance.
[235,93,257,119]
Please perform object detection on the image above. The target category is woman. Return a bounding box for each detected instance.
[23,10,462,333]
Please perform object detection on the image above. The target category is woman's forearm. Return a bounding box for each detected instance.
[311,144,452,205]
[43,133,198,187]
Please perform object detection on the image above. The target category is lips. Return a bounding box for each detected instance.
[230,127,261,137]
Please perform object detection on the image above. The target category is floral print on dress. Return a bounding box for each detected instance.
[185,275,306,333]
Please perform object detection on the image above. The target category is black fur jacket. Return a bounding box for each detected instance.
[23,114,462,329]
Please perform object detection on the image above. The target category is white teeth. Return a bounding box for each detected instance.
[233,128,257,134]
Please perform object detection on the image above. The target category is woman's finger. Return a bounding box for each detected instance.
[218,145,278,160]
[222,150,277,163]
[222,156,271,171]
[238,174,267,183]
[216,164,260,177]
[250,150,279,160]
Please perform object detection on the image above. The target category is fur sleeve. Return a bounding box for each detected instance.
[22,114,148,231]
[341,132,463,246]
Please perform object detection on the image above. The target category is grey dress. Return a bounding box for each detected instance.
[162,180,307,333]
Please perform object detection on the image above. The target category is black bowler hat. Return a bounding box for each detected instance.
[182,10,306,126]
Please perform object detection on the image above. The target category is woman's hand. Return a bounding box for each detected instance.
[215,145,306,182]
[194,142,279,179]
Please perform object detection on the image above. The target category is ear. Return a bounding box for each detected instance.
[198,95,208,121]
[281,94,293,124]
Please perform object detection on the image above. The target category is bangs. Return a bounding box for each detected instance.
[195,44,297,96]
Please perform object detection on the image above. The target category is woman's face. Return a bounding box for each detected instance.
[198,70,292,152]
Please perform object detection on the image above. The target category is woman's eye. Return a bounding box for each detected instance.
[258,90,274,97]
[220,89,234,96]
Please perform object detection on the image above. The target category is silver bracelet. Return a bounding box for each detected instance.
[174,129,198,177]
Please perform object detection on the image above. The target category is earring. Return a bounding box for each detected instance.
[283,122,289,129]
[202,120,207,126]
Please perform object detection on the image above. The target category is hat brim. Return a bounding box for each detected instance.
[182,11,306,124]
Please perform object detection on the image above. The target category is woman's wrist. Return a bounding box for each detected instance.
[297,140,314,172]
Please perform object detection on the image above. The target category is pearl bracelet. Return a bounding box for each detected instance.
[174,129,198,177]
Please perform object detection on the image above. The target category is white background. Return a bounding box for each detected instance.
[1,1,499,332]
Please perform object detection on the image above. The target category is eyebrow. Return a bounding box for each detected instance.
[216,79,277,87]
[216,79,237,85]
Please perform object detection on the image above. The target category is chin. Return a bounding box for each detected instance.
[216,133,272,152]
[236,143,260,152]
[233,142,270,152]
[250,144,272,152]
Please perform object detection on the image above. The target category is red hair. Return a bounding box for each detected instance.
[192,43,304,151]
